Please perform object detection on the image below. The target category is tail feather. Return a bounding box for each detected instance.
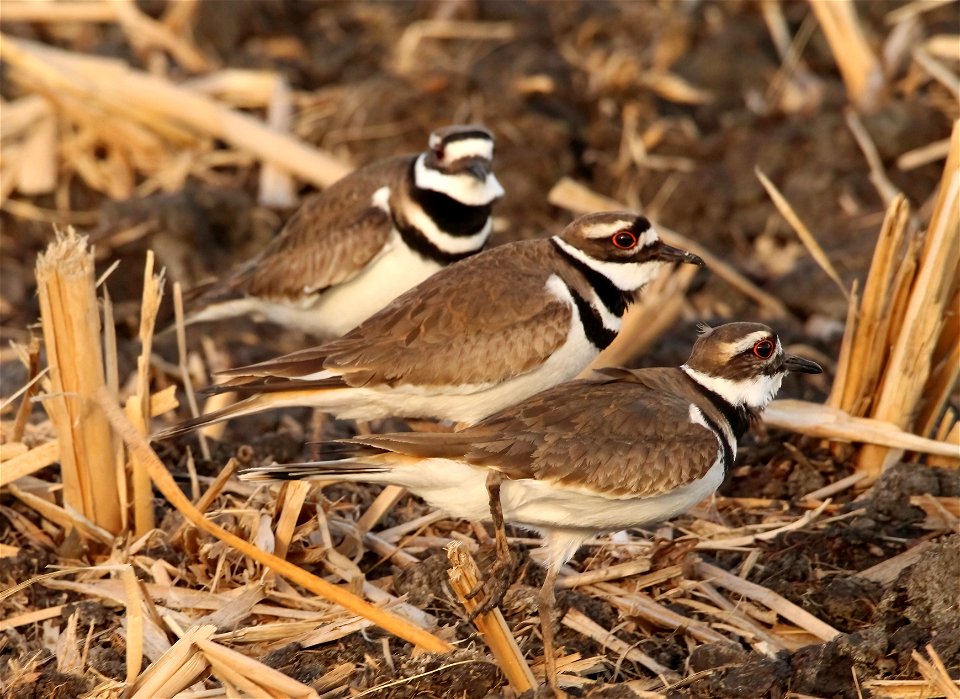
[217,345,331,379]
[151,395,269,441]
[154,378,352,441]
[200,375,346,397]
[239,459,390,483]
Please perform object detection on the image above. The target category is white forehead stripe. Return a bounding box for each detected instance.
[726,331,775,356]
[581,221,657,245]
[441,137,494,162]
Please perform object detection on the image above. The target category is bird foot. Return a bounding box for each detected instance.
[463,550,516,621]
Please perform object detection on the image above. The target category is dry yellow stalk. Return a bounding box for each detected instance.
[0,439,60,486]
[864,679,960,699]
[837,197,911,414]
[125,252,165,535]
[355,484,407,535]
[557,561,668,591]
[121,565,144,686]
[765,400,959,459]
[0,1,117,22]
[0,606,65,632]
[7,483,113,544]
[259,74,296,207]
[827,281,859,410]
[912,645,960,699]
[273,481,311,561]
[395,20,515,73]
[858,122,960,472]
[446,541,535,692]
[583,581,741,645]
[0,94,51,139]
[561,608,673,677]
[196,637,319,698]
[55,609,82,673]
[172,282,209,461]
[11,339,41,440]
[130,624,216,698]
[755,167,849,300]
[693,559,840,642]
[16,112,57,195]
[695,499,832,550]
[0,35,352,188]
[35,227,121,534]
[94,386,453,654]
[111,0,213,74]
[808,0,883,111]
[885,0,956,25]
[1,388,176,488]
[205,654,280,697]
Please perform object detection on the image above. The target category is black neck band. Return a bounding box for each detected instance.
[550,238,631,317]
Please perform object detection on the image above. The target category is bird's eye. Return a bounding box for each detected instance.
[753,339,775,359]
[433,146,445,161]
[611,230,638,249]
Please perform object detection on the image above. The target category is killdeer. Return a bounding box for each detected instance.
[241,322,822,690]
[155,211,703,439]
[182,125,504,337]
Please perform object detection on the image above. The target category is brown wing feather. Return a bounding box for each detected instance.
[465,368,722,497]
[354,368,723,498]
[320,240,570,386]
[219,239,572,388]
[193,157,409,306]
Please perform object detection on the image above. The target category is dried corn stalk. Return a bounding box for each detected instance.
[830,121,960,473]
[35,227,122,534]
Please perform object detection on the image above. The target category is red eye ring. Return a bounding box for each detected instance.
[611,230,638,249]
[433,146,445,161]
[753,339,775,359]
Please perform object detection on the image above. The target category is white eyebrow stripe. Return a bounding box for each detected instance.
[581,222,658,244]
[726,331,774,355]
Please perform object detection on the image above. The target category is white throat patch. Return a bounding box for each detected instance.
[681,365,784,409]
[552,236,665,292]
[414,154,504,206]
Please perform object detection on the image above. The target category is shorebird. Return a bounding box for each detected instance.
[240,322,822,690]
[156,211,703,439]
[181,125,504,337]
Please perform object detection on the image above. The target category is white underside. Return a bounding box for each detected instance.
[276,275,601,423]
[190,233,443,338]
[355,455,724,570]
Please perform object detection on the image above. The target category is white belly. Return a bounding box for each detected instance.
[377,456,724,534]
[305,235,442,336]
[189,234,443,338]
[313,307,601,423]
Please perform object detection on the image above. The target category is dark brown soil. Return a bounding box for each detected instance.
[2,1,958,697]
